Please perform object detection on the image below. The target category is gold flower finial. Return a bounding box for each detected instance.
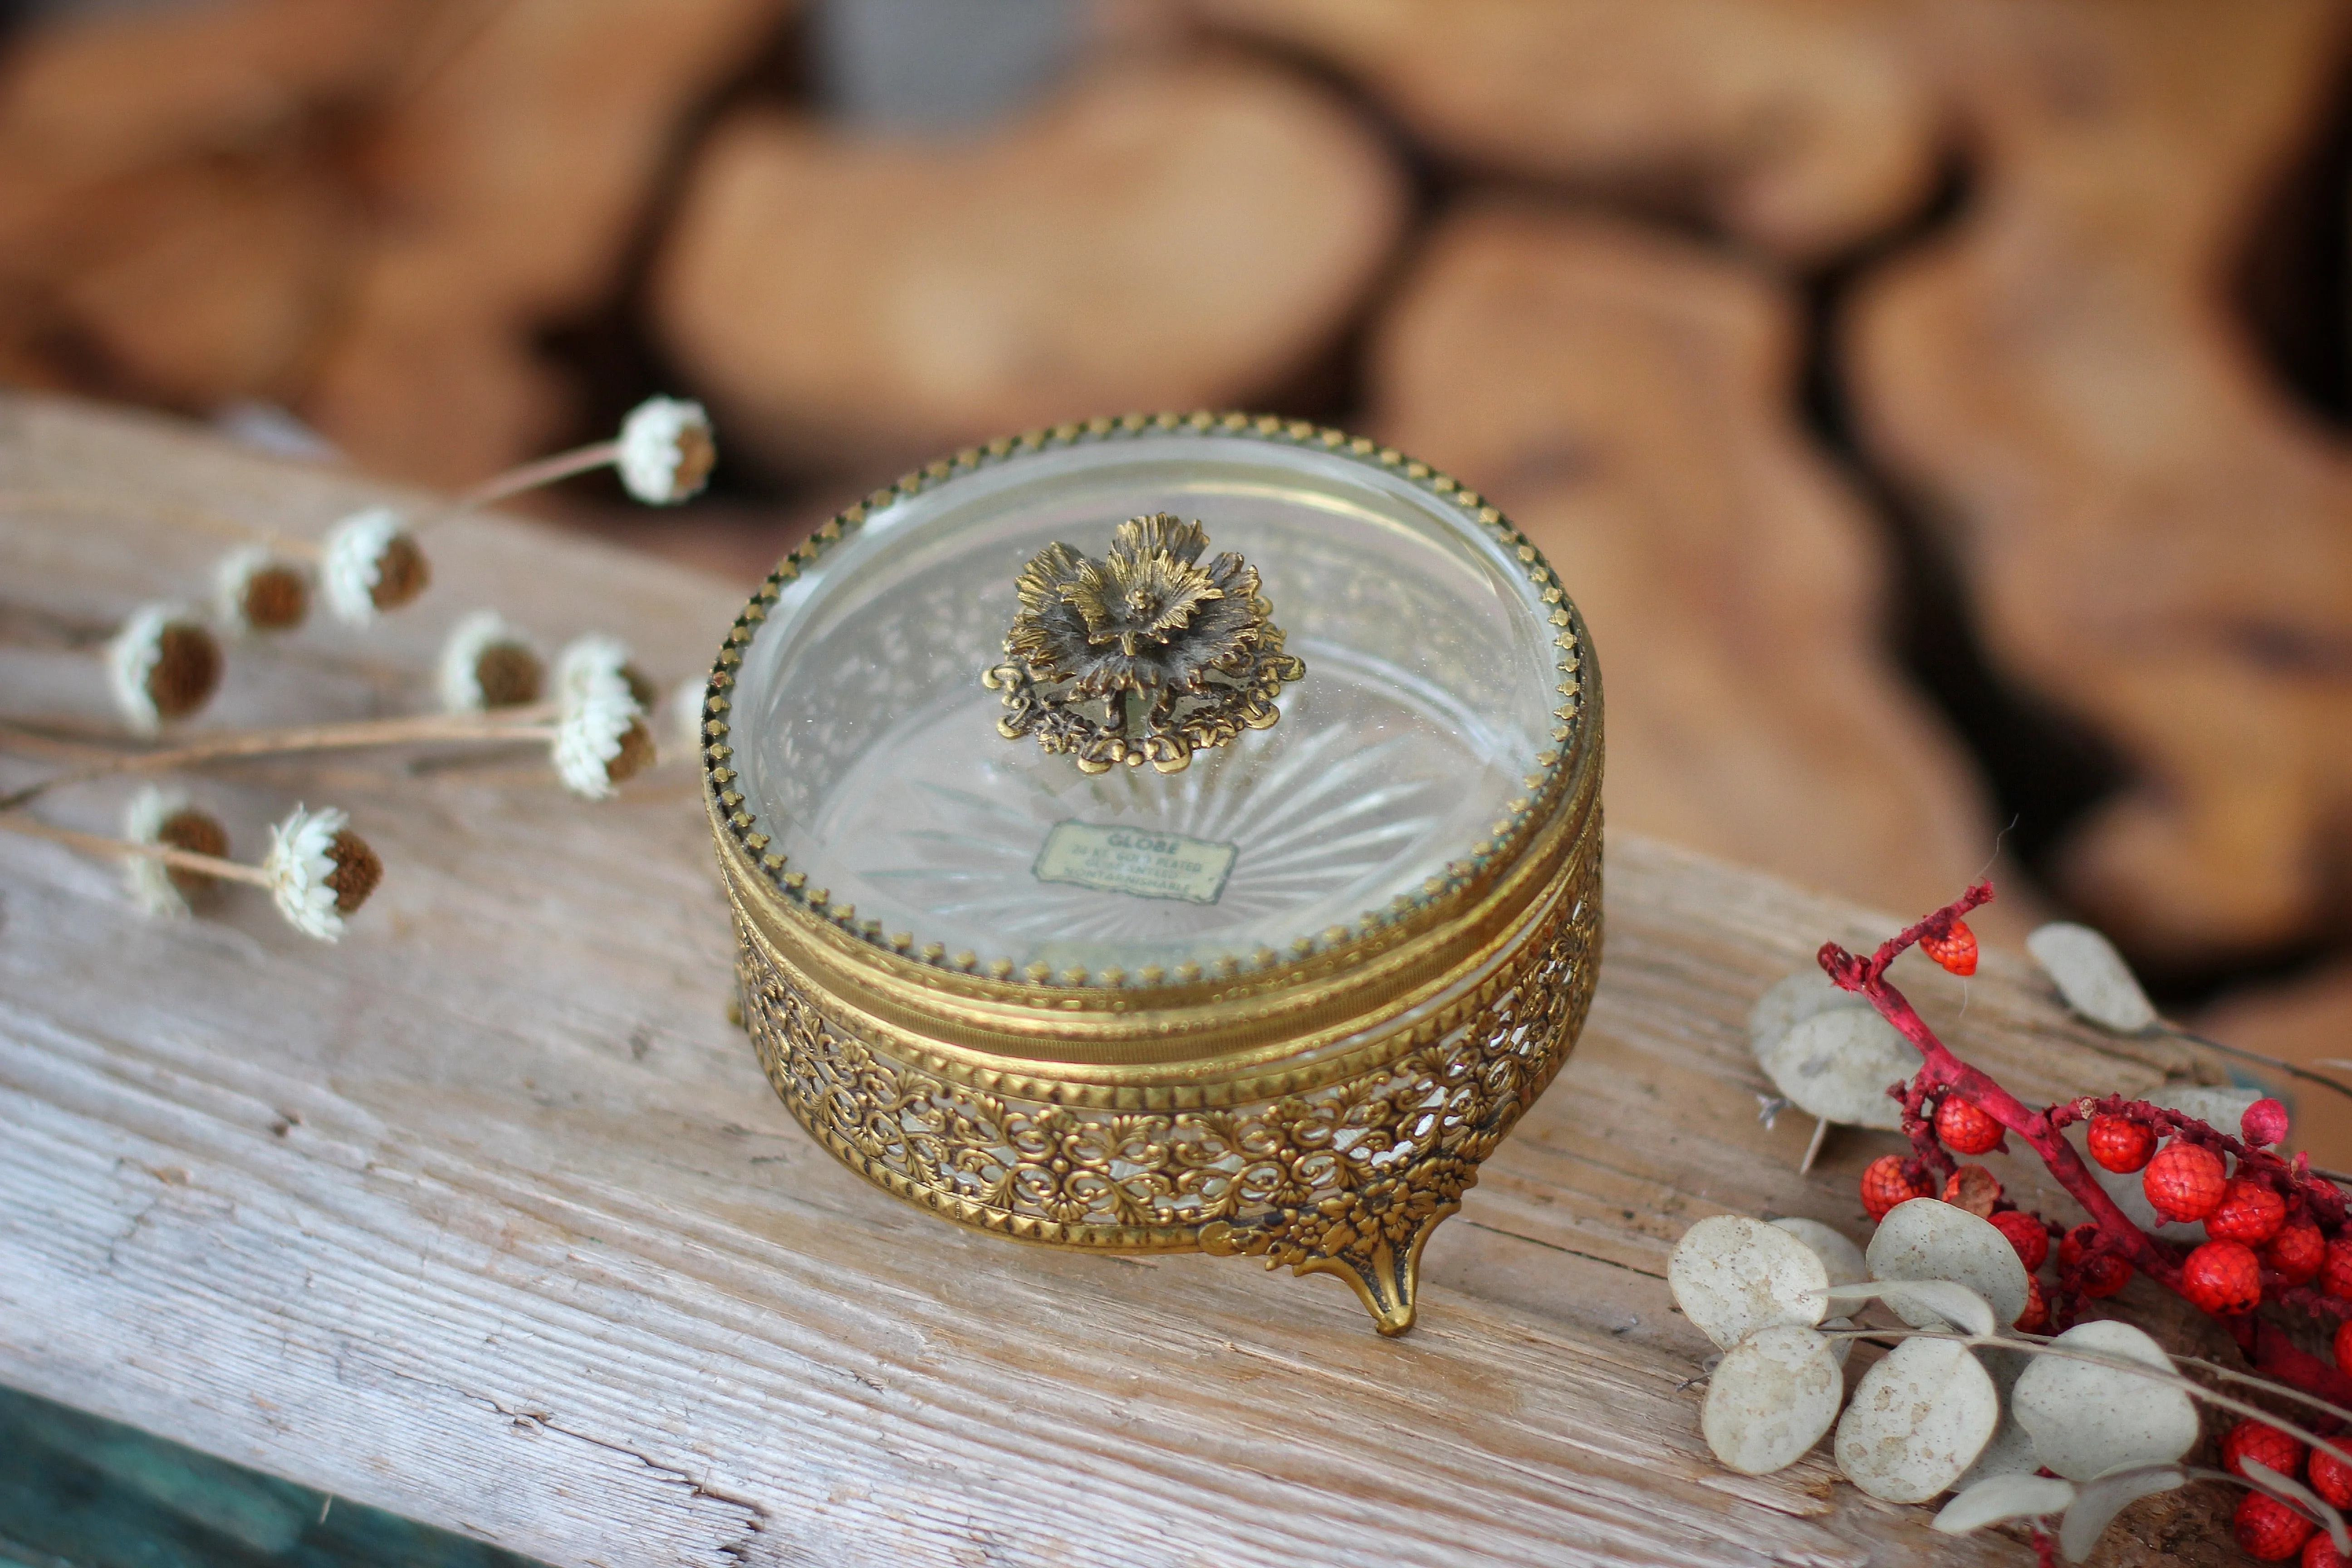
[985,514,1304,774]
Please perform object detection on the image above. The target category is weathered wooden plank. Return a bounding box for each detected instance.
[0,393,2230,1566]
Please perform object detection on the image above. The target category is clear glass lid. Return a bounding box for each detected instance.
[726,419,1581,983]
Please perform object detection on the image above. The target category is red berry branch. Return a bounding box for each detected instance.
[1819,880,2352,1411]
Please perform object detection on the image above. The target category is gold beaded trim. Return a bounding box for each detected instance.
[703,410,1591,994]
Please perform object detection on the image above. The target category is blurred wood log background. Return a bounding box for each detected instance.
[3,0,2350,1126]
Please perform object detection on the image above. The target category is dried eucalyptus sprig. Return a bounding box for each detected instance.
[1673,1220,2352,1562]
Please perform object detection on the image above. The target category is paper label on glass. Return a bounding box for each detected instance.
[1032,821,1236,905]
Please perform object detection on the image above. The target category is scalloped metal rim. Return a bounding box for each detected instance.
[701,408,1589,994]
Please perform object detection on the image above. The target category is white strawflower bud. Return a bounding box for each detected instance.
[552,636,654,799]
[105,603,222,734]
[616,397,715,505]
[320,507,431,624]
[122,785,228,917]
[436,611,544,713]
[263,804,381,941]
[212,544,311,635]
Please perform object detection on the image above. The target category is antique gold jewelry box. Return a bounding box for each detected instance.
[703,411,1602,1333]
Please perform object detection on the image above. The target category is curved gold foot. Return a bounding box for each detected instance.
[1298,1243,1421,1336]
[1203,1191,1461,1336]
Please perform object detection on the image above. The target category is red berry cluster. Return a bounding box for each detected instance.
[2066,1100,2352,1327]
[2218,1420,2352,1562]
[1822,885,2352,1568]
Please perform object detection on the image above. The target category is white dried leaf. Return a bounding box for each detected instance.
[1834,1337,2000,1503]
[1749,968,1872,1060]
[1958,1409,2044,1488]
[2059,1465,2184,1562]
[1935,1473,2078,1534]
[1818,1280,1998,1338]
[1669,1216,1829,1350]
[1759,1009,1915,1129]
[1701,1324,1845,1475]
[1976,1343,2033,1398]
[1878,1281,1999,1338]
[1867,1199,2030,1331]
[2244,1460,2352,1556]
[1772,1217,1869,1287]
[2027,923,2157,1034]
[2149,1083,2263,1141]
[1954,1344,2040,1487]
[2012,1321,2199,1481]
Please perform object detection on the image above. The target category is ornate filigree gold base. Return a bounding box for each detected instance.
[733,823,1601,1333]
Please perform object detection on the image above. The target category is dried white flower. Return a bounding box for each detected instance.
[122,785,226,917]
[617,396,715,505]
[263,804,381,941]
[320,507,430,624]
[553,635,653,799]
[211,544,310,635]
[2027,922,2157,1034]
[104,602,222,734]
[436,611,543,713]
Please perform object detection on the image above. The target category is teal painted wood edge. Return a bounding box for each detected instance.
[0,1383,551,1568]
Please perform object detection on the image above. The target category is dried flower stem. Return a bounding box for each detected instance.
[0,812,272,887]
[0,490,318,558]
[2156,1022,2352,1106]
[0,723,123,769]
[0,708,559,809]
[1820,885,2352,1408]
[446,441,622,514]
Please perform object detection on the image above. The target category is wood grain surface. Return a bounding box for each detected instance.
[1368,203,2021,942]
[1848,0,2352,967]
[0,394,2239,1567]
